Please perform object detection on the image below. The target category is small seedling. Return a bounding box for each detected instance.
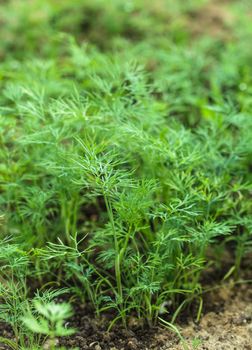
[22,302,76,350]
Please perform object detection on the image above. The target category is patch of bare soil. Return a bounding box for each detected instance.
[187,0,235,39]
[169,283,252,350]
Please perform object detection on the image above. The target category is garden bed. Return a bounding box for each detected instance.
[1,275,251,349]
[0,1,252,349]
[60,282,252,350]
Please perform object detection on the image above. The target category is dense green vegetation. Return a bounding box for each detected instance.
[0,0,252,348]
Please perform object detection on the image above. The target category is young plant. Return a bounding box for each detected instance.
[22,301,76,350]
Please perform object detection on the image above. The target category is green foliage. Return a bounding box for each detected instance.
[0,0,252,348]
[22,301,76,350]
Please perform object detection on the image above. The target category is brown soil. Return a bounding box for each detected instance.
[170,283,252,350]
[187,0,235,39]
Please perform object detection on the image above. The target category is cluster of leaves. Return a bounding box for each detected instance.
[0,0,252,348]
